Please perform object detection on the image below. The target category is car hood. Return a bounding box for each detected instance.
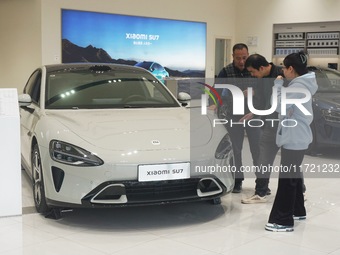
[314,92,340,109]
[47,108,213,151]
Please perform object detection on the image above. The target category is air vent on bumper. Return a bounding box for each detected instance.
[91,184,127,204]
[51,167,65,192]
[197,178,223,197]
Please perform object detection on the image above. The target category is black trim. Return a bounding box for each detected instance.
[51,167,65,192]
[45,176,228,209]
[20,106,35,114]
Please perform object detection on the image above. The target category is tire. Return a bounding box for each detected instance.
[32,144,50,214]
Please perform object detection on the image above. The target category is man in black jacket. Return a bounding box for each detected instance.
[241,54,283,203]
[212,44,261,193]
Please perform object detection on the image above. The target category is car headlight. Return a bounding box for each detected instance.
[50,140,104,166]
[215,133,233,159]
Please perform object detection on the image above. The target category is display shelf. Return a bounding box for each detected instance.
[274,32,340,56]
[306,31,339,56]
[273,23,340,60]
[274,32,306,56]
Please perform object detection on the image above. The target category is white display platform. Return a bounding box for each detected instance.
[0,89,22,217]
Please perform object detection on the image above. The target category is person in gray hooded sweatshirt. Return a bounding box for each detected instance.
[265,51,318,232]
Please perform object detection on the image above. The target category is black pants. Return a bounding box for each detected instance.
[255,125,279,196]
[226,122,261,184]
[268,148,306,226]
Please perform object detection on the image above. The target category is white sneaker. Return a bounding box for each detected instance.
[265,223,294,232]
[293,215,306,220]
[241,194,267,204]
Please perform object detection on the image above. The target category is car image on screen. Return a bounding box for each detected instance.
[135,61,169,84]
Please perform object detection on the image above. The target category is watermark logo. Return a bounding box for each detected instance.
[200,83,312,116]
[198,83,312,128]
[198,82,223,115]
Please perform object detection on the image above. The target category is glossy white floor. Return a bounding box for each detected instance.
[1,146,340,255]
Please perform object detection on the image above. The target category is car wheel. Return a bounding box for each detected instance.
[32,144,49,214]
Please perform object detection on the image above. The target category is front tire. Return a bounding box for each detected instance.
[32,144,49,214]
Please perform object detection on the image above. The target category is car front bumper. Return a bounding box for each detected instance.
[45,175,229,208]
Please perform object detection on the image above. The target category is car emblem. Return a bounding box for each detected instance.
[151,140,160,145]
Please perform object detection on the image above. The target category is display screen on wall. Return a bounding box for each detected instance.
[61,9,206,78]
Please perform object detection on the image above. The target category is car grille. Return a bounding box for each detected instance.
[125,179,199,202]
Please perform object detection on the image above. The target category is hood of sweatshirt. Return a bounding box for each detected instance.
[276,71,319,150]
[289,71,318,96]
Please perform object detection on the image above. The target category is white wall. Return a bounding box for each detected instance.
[0,89,22,217]
[0,0,41,90]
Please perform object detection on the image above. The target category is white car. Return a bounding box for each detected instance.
[19,63,234,217]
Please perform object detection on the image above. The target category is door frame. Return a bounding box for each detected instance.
[214,37,232,77]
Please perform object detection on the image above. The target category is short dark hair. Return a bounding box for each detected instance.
[245,54,269,70]
[283,51,308,76]
[232,43,248,53]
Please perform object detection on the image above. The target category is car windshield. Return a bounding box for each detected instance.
[45,66,179,109]
[313,68,340,93]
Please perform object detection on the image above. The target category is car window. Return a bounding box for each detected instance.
[45,67,179,109]
[135,62,152,69]
[24,69,42,105]
[153,63,162,70]
[322,70,340,89]
[314,69,340,92]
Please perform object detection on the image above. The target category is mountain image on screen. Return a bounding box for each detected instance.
[62,39,205,78]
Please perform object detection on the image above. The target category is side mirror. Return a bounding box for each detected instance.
[177,92,191,106]
[18,94,32,107]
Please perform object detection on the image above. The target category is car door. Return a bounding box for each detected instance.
[20,69,42,175]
